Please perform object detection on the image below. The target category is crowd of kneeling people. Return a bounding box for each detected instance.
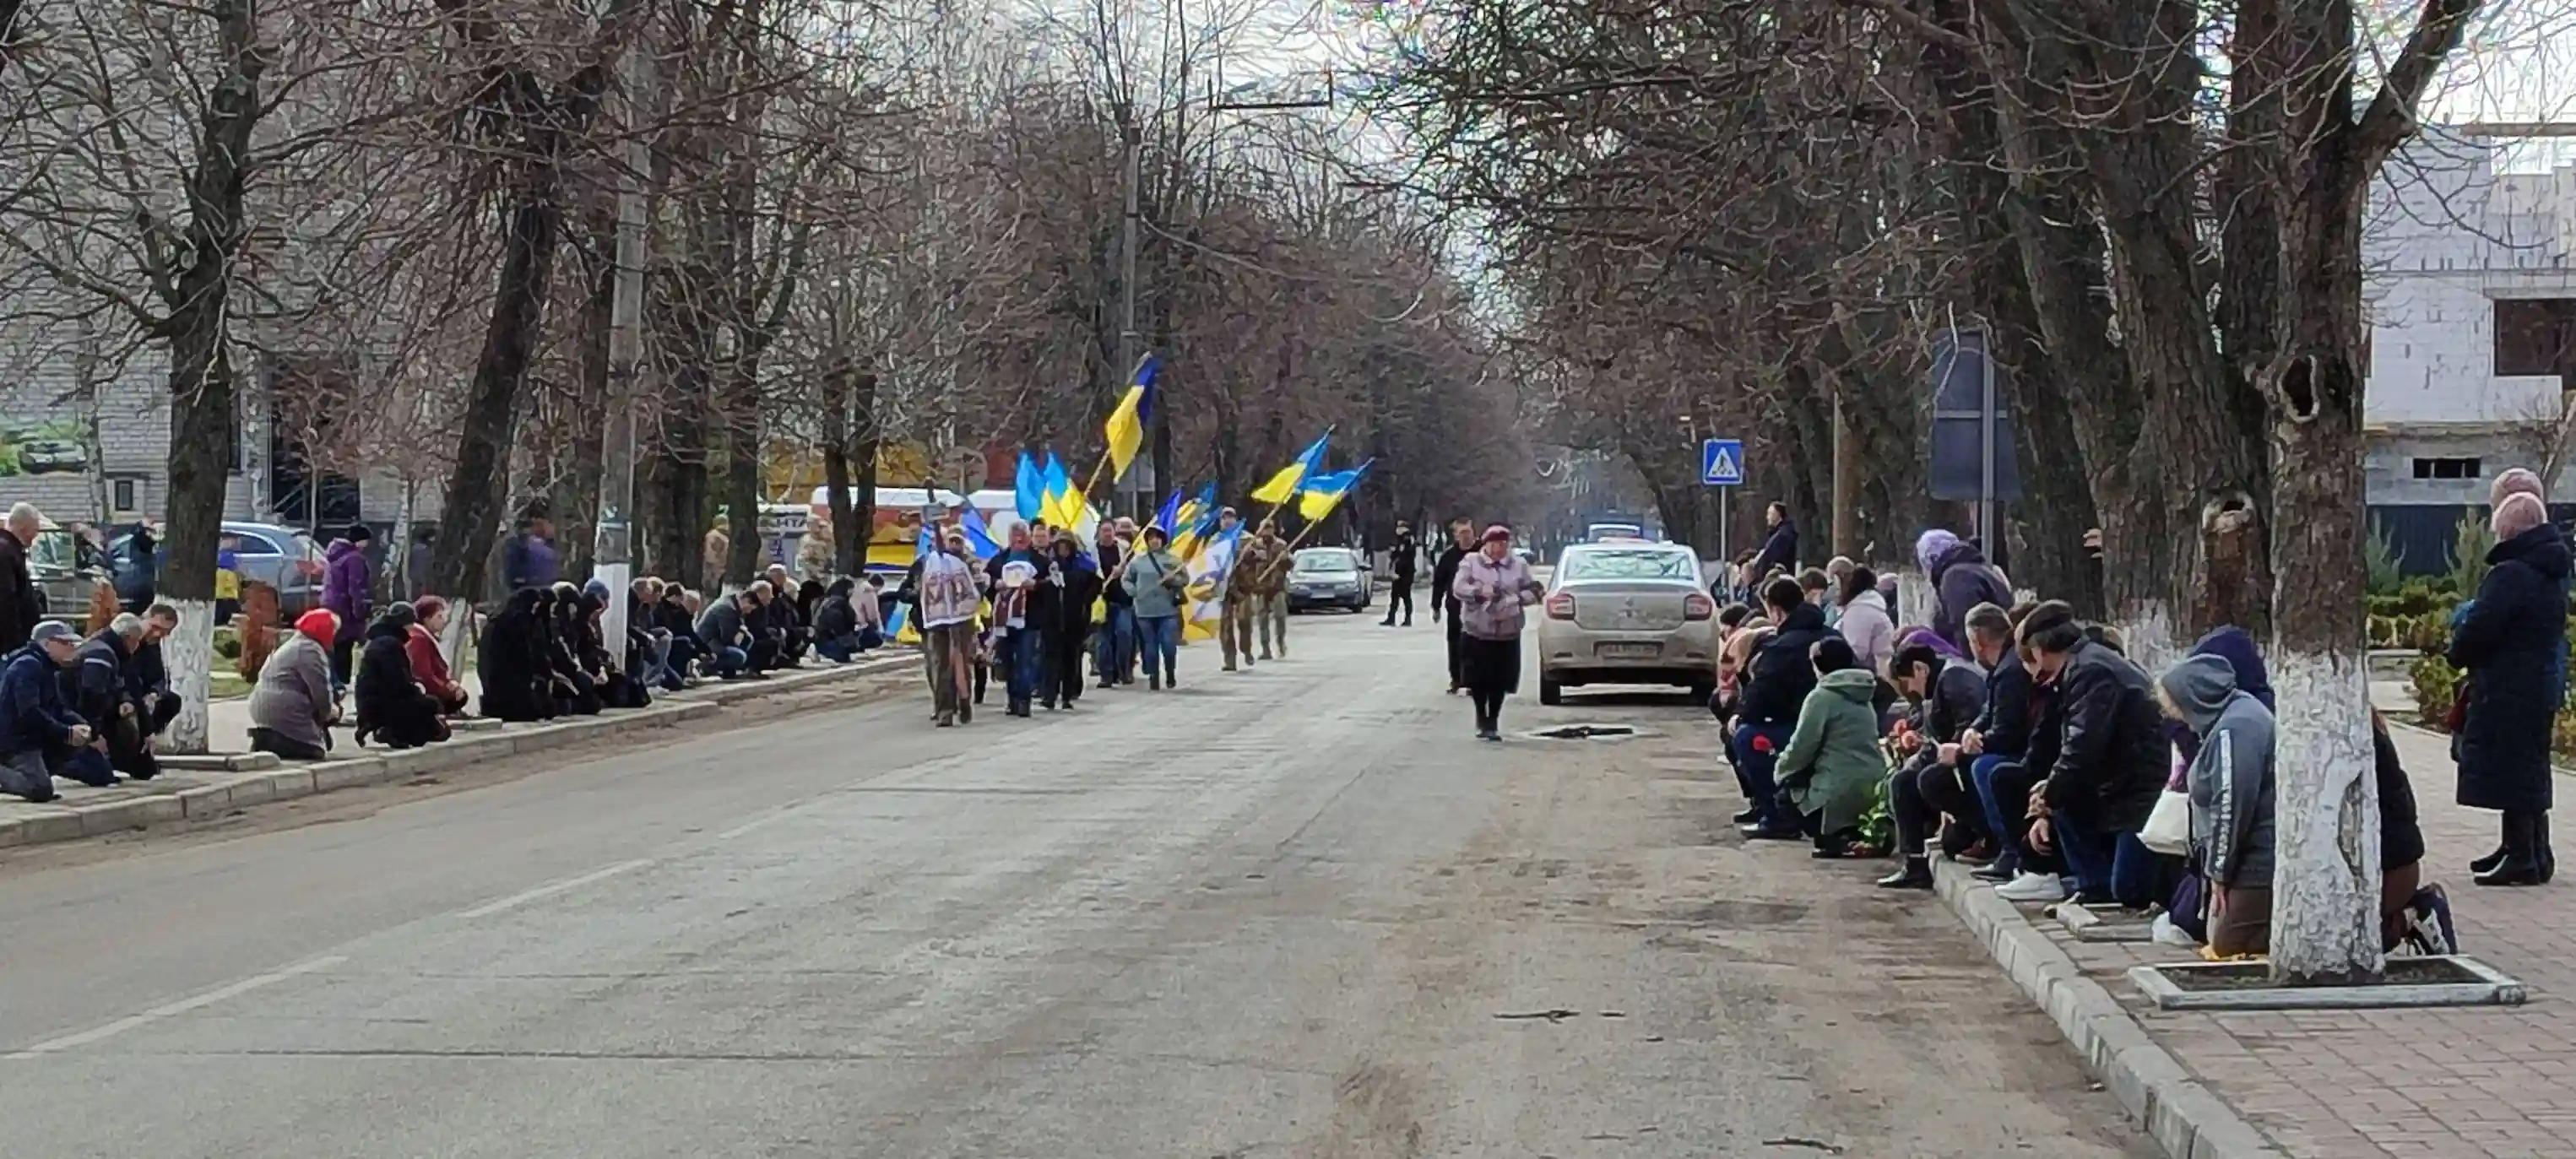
[236,564,892,763]
[1709,528,2471,959]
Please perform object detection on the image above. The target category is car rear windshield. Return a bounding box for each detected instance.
[1563,550,1694,582]
[1293,552,1358,573]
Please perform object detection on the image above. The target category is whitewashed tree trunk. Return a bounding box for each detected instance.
[392,479,416,598]
[2267,648,2382,980]
[165,597,216,754]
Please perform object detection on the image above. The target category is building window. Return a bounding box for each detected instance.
[109,476,141,516]
[2495,298,2576,386]
[2412,457,2483,480]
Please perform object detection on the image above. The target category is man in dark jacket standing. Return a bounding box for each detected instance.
[1381,520,1419,627]
[1734,576,1840,839]
[1746,502,1799,589]
[0,503,41,652]
[0,621,87,801]
[502,513,560,593]
[1429,519,1472,692]
[2022,601,2166,906]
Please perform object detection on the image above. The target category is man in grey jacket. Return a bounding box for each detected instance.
[2158,653,2276,955]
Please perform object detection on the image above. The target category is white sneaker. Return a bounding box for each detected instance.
[1993,872,2069,903]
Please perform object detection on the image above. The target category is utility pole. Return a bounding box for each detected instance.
[595,45,650,648]
[1116,119,1146,517]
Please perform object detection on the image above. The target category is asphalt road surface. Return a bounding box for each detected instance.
[0,614,2153,1157]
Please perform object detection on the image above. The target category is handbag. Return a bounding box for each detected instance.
[2139,788,2193,856]
[2443,674,2470,733]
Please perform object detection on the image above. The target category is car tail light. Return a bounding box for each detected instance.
[1545,593,1576,620]
[1684,593,1714,620]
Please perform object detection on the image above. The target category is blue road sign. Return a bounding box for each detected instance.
[1700,438,1744,486]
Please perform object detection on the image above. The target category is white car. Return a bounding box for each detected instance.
[1535,541,1718,705]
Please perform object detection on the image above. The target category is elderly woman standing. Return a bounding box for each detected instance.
[2449,489,2569,886]
[1451,524,1543,741]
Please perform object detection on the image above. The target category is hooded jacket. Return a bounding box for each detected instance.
[1052,550,1104,635]
[813,578,860,642]
[2039,638,2167,832]
[321,539,373,628]
[477,588,551,723]
[355,610,423,716]
[2161,654,2276,889]
[1737,602,1837,728]
[2167,626,2274,764]
[1914,656,1987,745]
[2449,521,2573,813]
[1776,666,1885,832]
[1928,540,2012,653]
[1836,588,1895,676]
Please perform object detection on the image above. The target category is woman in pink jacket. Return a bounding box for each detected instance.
[1450,525,1543,741]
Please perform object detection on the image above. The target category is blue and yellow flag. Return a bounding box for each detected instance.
[1250,429,1332,505]
[1040,452,1077,528]
[1106,354,1158,482]
[1014,452,1044,523]
[1297,458,1373,520]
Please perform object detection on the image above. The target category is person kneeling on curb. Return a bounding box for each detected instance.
[1773,636,1882,858]
[0,620,91,800]
[250,610,341,761]
[355,603,453,750]
[2159,653,2275,956]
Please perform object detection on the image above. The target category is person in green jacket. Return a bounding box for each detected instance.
[1775,636,1888,858]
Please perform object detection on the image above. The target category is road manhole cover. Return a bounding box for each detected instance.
[1532,723,1637,740]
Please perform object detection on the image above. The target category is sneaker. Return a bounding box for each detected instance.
[1994,873,2069,903]
[1877,859,1934,891]
[1740,823,1805,842]
[1732,806,1761,825]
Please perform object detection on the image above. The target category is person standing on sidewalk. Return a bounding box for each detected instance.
[1044,535,1100,710]
[1430,519,1473,693]
[0,504,41,653]
[2449,490,2568,886]
[503,512,561,594]
[1746,502,1799,588]
[321,524,375,694]
[1451,525,1542,741]
[1381,520,1419,627]
[919,530,984,727]
[984,525,1051,718]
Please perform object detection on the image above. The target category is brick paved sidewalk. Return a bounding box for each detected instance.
[2027,718,2576,1159]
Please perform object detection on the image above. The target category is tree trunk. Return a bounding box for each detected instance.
[155,0,266,754]
[432,158,566,601]
[821,368,858,577]
[723,376,763,585]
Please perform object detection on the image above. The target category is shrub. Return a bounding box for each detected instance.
[212,626,241,661]
[83,581,118,635]
[2365,518,2406,597]
[236,582,279,681]
[2410,653,2460,730]
[2448,509,2494,597]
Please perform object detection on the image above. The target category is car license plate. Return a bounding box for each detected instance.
[1597,642,1661,659]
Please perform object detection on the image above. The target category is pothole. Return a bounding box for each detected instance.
[1531,723,1638,740]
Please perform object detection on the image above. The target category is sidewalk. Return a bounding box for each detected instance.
[0,652,917,852]
[1950,718,2576,1159]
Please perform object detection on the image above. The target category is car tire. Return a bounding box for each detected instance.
[1539,677,1564,707]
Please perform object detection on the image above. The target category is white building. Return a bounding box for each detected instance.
[2364,125,2576,571]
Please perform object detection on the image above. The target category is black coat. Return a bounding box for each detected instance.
[1389,533,1419,582]
[1052,555,1104,636]
[1968,656,2034,761]
[355,616,442,744]
[0,533,34,652]
[1738,602,1838,728]
[2038,639,2167,832]
[1431,545,1469,613]
[1749,517,1799,582]
[64,631,133,731]
[2448,523,2572,812]
[477,589,551,723]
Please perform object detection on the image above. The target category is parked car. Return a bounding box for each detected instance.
[1535,541,1717,706]
[18,440,88,474]
[1285,546,1372,613]
[24,515,109,625]
[110,520,329,620]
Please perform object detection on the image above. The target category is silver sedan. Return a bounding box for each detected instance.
[1534,542,1718,705]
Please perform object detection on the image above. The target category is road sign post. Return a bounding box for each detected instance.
[1700,437,1743,569]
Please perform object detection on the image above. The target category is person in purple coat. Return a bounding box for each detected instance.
[1917,529,2014,653]
[321,524,375,691]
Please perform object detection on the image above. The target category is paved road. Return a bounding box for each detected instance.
[0,615,2152,1157]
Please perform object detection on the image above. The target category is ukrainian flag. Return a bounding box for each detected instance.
[1181,525,1242,642]
[1250,429,1332,505]
[1105,354,1158,482]
[1297,458,1372,520]
[1041,452,1079,528]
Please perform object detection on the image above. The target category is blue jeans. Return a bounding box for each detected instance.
[1969,756,2019,853]
[1730,723,1794,828]
[1004,628,1043,704]
[1096,604,1136,683]
[815,635,857,663]
[2054,812,2157,904]
[706,645,750,678]
[1136,615,1180,683]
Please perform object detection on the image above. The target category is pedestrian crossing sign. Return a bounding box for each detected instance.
[1700,438,1744,486]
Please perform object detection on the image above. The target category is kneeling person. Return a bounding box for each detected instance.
[1775,637,1885,858]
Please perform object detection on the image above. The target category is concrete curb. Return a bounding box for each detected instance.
[1932,859,2287,1159]
[0,654,912,852]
